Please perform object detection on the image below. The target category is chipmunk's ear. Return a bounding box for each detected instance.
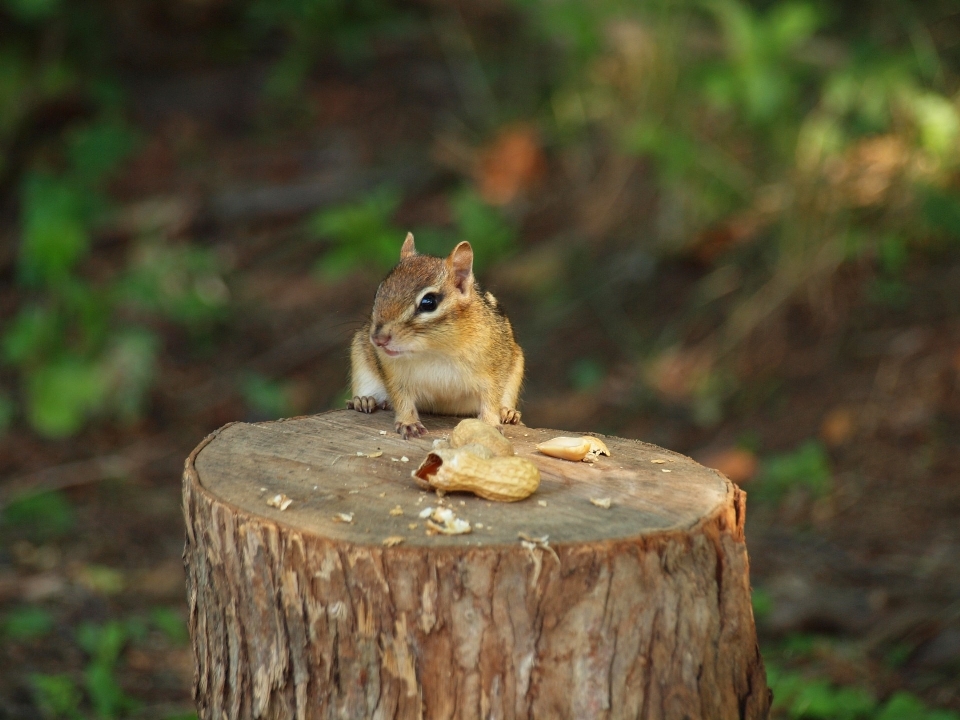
[400,232,417,259]
[447,241,474,295]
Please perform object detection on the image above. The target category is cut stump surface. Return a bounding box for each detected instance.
[183,410,770,719]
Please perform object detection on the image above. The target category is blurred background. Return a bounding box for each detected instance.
[1,0,959,717]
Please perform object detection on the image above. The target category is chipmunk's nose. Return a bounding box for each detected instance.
[372,332,392,348]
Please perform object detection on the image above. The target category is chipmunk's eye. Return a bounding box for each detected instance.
[418,293,439,313]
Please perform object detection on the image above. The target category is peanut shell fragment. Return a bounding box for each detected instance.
[536,435,611,462]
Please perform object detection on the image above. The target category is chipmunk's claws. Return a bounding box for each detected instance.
[500,407,521,425]
[397,421,427,439]
[349,396,383,414]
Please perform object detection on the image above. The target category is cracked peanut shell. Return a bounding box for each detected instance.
[412,447,540,502]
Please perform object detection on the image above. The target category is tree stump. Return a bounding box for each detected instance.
[182,410,770,720]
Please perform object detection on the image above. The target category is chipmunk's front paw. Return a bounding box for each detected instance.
[396,420,427,439]
[348,396,388,413]
[500,407,522,425]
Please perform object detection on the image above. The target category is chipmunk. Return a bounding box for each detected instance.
[347,233,524,439]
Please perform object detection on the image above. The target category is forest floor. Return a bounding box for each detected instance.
[2,47,959,719]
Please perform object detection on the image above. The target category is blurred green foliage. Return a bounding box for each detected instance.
[241,373,294,420]
[3,151,227,437]
[515,0,960,407]
[768,663,960,720]
[77,620,140,717]
[19,606,192,718]
[751,586,773,622]
[877,693,960,720]
[30,673,84,720]
[764,630,960,719]
[755,440,832,503]
[0,0,232,438]
[309,185,404,277]
[2,490,75,540]
[149,607,189,646]
[247,0,413,99]
[3,605,54,640]
[770,666,875,720]
[1,0,958,443]
[309,185,517,277]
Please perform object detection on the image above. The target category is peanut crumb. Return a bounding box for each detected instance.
[267,494,293,511]
[382,536,404,547]
[389,505,403,516]
[590,497,613,509]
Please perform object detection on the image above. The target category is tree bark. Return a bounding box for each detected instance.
[182,410,770,719]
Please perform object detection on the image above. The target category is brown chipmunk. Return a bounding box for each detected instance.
[347,233,524,439]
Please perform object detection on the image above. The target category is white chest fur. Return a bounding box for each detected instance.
[390,352,481,415]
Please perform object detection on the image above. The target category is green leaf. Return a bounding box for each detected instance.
[920,186,960,241]
[85,662,134,718]
[909,92,960,157]
[877,692,928,720]
[3,0,62,22]
[767,2,819,53]
[625,121,700,181]
[19,175,89,287]
[877,234,908,276]
[77,564,125,596]
[781,633,821,658]
[65,119,139,187]
[2,490,75,540]
[785,678,875,719]
[29,673,83,720]
[240,373,293,419]
[25,358,107,438]
[150,607,189,645]
[3,605,54,639]
[77,620,128,666]
[309,186,402,277]
[450,188,517,271]
[756,440,831,502]
[927,711,960,720]
[751,587,772,621]
[2,304,59,366]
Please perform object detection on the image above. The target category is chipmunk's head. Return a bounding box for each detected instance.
[368,233,475,357]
